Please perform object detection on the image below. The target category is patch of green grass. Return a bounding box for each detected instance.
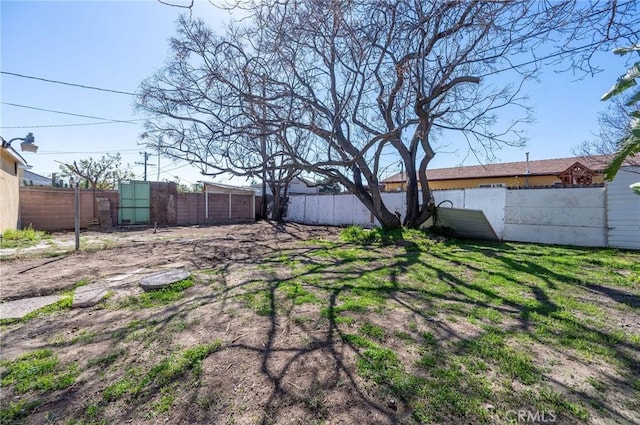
[87,348,126,368]
[109,319,157,341]
[340,225,435,247]
[51,330,97,347]
[240,289,274,316]
[149,389,175,417]
[586,376,608,392]
[280,282,321,305]
[103,341,223,402]
[421,331,436,345]
[84,403,101,418]
[321,288,387,319]
[0,349,79,394]
[73,278,90,288]
[341,333,377,349]
[340,226,379,244]
[21,292,74,322]
[0,398,41,423]
[275,253,299,268]
[394,331,414,342]
[102,369,142,401]
[461,328,540,385]
[114,277,195,309]
[167,319,189,332]
[331,247,366,261]
[416,352,438,369]
[356,345,401,384]
[291,315,313,325]
[0,225,48,248]
[468,306,504,323]
[536,387,590,421]
[334,315,355,325]
[359,322,385,341]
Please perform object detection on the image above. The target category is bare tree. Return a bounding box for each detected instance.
[143,0,639,228]
[58,153,135,190]
[138,16,309,221]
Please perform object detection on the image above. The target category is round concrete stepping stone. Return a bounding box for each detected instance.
[139,270,190,291]
[73,286,108,308]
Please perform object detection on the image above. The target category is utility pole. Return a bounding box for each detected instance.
[136,151,155,181]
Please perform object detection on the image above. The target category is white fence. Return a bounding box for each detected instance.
[503,188,606,247]
[607,168,640,249]
[286,167,639,249]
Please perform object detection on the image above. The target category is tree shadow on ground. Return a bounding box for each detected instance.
[2,232,638,424]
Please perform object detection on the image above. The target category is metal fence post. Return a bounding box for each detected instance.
[75,182,80,251]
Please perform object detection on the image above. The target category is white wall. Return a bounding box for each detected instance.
[607,167,640,250]
[288,189,504,233]
[433,188,506,238]
[503,187,606,247]
[285,186,636,250]
[288,193,375,226]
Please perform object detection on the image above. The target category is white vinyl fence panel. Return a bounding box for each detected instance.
[607,167,640,250]
[503,187,606,247]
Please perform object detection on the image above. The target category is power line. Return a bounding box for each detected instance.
[1,71,136,96]
[0,120,145,129]
[1,102,140,125]
[135,151,156,181]
[158,161,193,174]
[36,149,141,155]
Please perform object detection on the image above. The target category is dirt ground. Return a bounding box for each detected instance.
[1,222,638,425]
[2,223,391,424]
[0,222,337,302]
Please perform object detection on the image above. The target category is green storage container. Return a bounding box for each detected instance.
[118,181,150,224]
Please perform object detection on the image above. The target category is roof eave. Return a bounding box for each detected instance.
[1,146,28,166]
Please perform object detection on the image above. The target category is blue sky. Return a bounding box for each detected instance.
[0,1,630,186]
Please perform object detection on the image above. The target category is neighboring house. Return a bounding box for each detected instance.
[0,145,28,232]
[250,176,320,196]
[21,169,52,186]
[382,155,610,191]
[201,181,256,223]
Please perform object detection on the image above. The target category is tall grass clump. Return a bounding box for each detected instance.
[0,225,47,248]
[340,225,437,247]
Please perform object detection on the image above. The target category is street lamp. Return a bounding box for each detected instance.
[0,132,39,153]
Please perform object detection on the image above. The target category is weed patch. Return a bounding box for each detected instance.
[0,398,41,423]
[114,277,195,309]
[102,341,223,402]
[0,225,48,248]
[0,349,79,394]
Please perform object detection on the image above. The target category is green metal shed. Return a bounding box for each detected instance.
[118,181,150,224]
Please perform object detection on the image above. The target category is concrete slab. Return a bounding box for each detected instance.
[0,295,62,320]
[106,268,150,282]
[73,285,108,308]
[158,262,190,269]
[139,270,189,291]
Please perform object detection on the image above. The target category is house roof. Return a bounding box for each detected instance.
[1,145,28,167]
[383,155,611,183]
[200,181,256,194]
[22,170,51,186]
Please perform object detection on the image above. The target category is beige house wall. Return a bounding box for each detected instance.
[0,149,21,233]
[385,173,606,191]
